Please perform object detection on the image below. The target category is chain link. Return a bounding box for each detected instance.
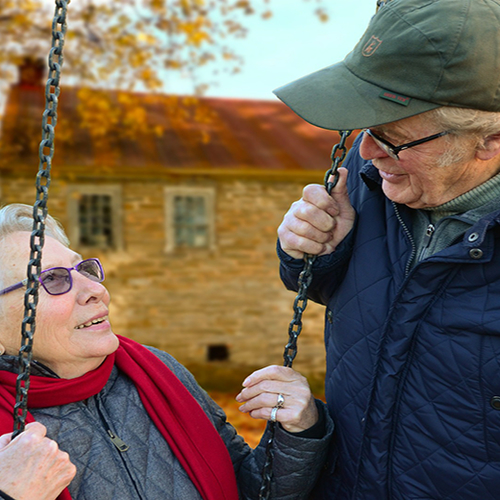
[12,0,69,438]
[258,130,352,499]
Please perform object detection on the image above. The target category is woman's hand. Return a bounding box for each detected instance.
[0,422,76,500]
[236,365,318,433]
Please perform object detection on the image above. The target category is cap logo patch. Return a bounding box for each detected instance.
[379,90,411,106]
[362,36,383,57]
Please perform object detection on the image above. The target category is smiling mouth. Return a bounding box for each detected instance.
[75,316,108,330]
[378,169,406,180]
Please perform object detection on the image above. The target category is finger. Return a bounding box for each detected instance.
[278,229,330,258]
[0,432,12,449]
[282,211,334,244]
[328,167,352,213]
[237,382,290,405]
[247,405,290,422]
[23,421,47,438]
[302,184,340,216]
[237,390,291,413]
[7,422,46,451]
[53,450,77,488]
[241,365,302,388]
[247,406,309,429]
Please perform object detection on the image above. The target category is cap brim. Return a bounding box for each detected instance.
[273,61,440,130]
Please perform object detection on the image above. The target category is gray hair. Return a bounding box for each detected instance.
[0,204,70,246]
[428,107,500,139]
[0,205,69,314]
[426,107,500,167]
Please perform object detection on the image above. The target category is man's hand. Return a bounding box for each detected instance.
[278,168,355,259]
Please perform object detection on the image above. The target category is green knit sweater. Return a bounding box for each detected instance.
[410,171,500,266]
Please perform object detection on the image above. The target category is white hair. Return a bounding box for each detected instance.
[0,204,69,246]
[426,107,500,167]
[428,107,500,138]
[0,204,70,291]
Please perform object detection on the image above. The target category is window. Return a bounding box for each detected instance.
[207,344,229,362]
[164,187,215,252]
[67,185,123,250]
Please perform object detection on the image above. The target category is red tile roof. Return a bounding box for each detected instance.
[1,85,359,176]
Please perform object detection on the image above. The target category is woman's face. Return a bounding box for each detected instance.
[0,232,118,379]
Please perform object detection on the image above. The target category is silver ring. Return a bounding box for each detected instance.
[276,393,285,408]
[270,406,279,422]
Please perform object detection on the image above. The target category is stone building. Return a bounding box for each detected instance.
[0,68,358,387]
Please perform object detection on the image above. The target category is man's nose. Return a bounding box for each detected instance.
[359,131,391,161]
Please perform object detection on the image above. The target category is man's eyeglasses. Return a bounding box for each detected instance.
[364,128,449,160]
[0,258,105,297]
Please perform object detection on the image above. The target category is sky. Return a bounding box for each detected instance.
[166,0,378,100]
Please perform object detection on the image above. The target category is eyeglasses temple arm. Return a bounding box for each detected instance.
[0,279,28,296]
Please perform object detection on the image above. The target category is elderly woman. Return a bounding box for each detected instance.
[274,1,500,499]
[0,203,333,500]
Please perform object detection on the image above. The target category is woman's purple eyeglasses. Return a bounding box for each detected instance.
[0,258,105,296]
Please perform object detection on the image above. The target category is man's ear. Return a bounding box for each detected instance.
[476,133,500,161]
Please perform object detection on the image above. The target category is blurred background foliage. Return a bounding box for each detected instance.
[0,0,328,140]
[0,0,328,92]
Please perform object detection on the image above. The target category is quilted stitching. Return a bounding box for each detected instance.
[280,136,500,499]
[30,348,333,500]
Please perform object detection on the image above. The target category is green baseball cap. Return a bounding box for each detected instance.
[273,0,500,131]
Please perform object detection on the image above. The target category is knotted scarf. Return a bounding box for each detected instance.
[0,335,239,500]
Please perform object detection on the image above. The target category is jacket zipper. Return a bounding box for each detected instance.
[95,403,130,452]
[107,429,130,452]
[392,202,416,276]
[94,400,144,499]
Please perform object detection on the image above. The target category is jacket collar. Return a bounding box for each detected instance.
[358,161,500,243]
[0,355,60,378]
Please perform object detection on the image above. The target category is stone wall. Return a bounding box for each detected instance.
[0,173,328,380]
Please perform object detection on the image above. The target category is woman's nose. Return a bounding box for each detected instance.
[359,130,391,160]
[74,272,108,303]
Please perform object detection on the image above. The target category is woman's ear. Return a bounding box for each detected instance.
[0,343,5,356]
[476,133,500,161]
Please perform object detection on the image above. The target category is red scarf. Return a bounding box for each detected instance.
[0,335,239,500]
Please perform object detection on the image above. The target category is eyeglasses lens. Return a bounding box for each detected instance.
[371,136,397,159]
[77,259,104,282]
[40,268,72,295]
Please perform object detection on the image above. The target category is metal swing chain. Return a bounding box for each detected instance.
[13,0,69,438]
[258,130,352,500]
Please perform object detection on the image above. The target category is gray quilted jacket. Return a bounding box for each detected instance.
[0,347,333,499]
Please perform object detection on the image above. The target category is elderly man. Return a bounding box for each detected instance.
[275,0,500,499]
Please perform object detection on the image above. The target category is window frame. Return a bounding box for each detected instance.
[67,184,123,251]
[164,186,216,253]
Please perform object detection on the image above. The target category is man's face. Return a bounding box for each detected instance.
[359,112,499,209]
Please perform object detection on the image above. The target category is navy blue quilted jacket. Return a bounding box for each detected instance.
[279,135,500,500]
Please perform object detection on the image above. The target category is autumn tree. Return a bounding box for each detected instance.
[0,0,328,91]
[0,0,328,143]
